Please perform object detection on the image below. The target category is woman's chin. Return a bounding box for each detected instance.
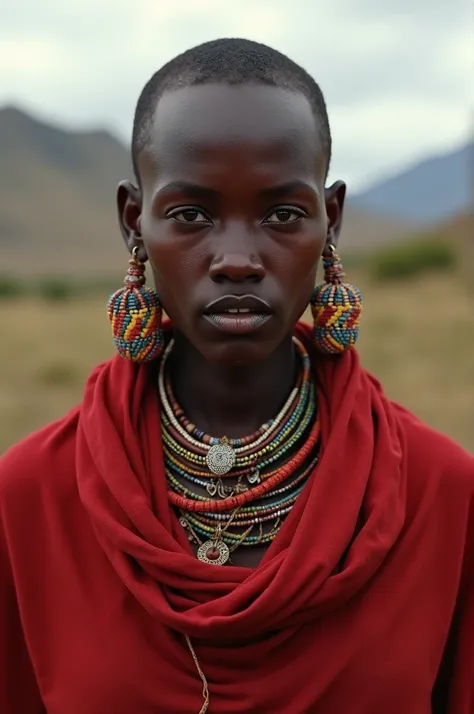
[197,339,279,368]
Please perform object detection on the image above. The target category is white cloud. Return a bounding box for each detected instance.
[0,0,471,189]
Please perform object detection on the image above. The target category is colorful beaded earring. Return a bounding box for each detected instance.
[310,244,362,354]
[107,247,164,362]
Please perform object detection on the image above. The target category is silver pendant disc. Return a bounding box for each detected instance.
[197,539,230,565]
[206,441,236,475]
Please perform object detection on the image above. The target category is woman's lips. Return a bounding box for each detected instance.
[202,295,273,335]
[203,312,272,334]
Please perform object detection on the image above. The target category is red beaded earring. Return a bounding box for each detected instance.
[107,248,164,362]
[310,244,362,354]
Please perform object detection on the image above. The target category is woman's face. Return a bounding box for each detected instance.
[119,83,345,366]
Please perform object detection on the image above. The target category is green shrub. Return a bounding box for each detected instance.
[369,237,458,282]
[36,361,78,386]
[0,274,23,299]
[74,275,122,299]
[37,278,75,302]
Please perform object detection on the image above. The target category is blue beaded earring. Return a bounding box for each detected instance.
[310,245,362,354]
[107,248,164,362]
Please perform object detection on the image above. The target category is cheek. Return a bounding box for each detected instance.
[145,242,205,318]
[143,227,195,285]
[270,231,325,317]
[269,230,324,287]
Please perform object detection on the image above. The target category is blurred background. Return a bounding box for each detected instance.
[0,0,472,453]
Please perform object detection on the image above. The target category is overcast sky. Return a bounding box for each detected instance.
[0,0,471,190]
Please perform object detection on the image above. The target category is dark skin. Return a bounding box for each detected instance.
[118,84,346,567]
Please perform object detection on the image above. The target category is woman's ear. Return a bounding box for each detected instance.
[117,180,147,261]
[324,180,346,249]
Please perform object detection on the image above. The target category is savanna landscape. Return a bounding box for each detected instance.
[1,215,472,454]
[0,107,472,454]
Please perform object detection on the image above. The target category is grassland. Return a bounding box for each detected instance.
[1,255,472,454]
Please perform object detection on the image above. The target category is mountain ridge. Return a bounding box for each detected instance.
[351,140,473,223]
[1,104,468,276]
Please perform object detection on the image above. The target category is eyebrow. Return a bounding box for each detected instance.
[154,181,221,201]
[154,179,318,202]
[258,181,318,200]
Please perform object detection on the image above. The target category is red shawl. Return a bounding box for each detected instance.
[1,322,473,713]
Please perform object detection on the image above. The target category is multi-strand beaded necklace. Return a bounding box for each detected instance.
[159,337,321,565]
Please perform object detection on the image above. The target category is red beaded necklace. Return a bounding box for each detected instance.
[160,337,321,564]
[167,416,320,513]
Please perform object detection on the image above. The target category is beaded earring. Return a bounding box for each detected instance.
[310,244,362,354]
[107,247,164,362]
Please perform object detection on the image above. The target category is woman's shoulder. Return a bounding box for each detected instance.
[0,357,116,504]
[390,397,474,497]
[0,406,81,508]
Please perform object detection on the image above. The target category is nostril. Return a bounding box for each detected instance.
[209,254,265,283]
[211,270,264,284]
[247,272,264,283]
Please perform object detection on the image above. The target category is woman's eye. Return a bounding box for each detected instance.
[169,208,210,223]
[265,208,305,224]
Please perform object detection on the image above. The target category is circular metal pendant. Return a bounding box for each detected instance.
[206,441,236,475]
[197,540,230,565]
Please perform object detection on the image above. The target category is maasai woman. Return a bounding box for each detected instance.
[1,38,473,714]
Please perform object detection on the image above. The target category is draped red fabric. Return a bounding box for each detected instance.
[1,322,473,713]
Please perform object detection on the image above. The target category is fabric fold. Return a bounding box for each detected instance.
[76,322,407,643]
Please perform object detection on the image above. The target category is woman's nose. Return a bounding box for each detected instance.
[208,226,266,283]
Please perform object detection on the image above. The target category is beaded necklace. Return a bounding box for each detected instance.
[159,338,311,476]
[160,337,321,564]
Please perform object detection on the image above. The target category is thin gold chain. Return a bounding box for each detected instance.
[185,634,210,713]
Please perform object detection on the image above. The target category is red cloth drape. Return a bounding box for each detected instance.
[1,322,473,713]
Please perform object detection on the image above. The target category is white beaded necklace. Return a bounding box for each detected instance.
[158,338,304,464]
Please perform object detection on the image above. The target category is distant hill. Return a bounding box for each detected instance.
[0,106,133,276]
[351,142,473,224]
[437,211,474,244]
[0,105,425,276]
[396,210,473,255]
[425,211,474,277]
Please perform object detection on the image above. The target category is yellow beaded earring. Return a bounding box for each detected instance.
[107,248,164,362]
[310,244,362,354]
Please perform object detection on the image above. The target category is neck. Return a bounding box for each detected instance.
[168,332,298,439]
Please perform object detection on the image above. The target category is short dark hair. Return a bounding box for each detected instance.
[131,37,332,182]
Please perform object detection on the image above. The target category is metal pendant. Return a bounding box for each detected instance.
[206,438,236,475]
[247,469,260,485]
[206,481,218,497]
[217,479,231,498]
[197,539,230,565]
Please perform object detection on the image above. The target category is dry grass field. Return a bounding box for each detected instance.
[1,261,472,454]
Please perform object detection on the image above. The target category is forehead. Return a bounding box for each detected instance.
[139,84,326,184]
